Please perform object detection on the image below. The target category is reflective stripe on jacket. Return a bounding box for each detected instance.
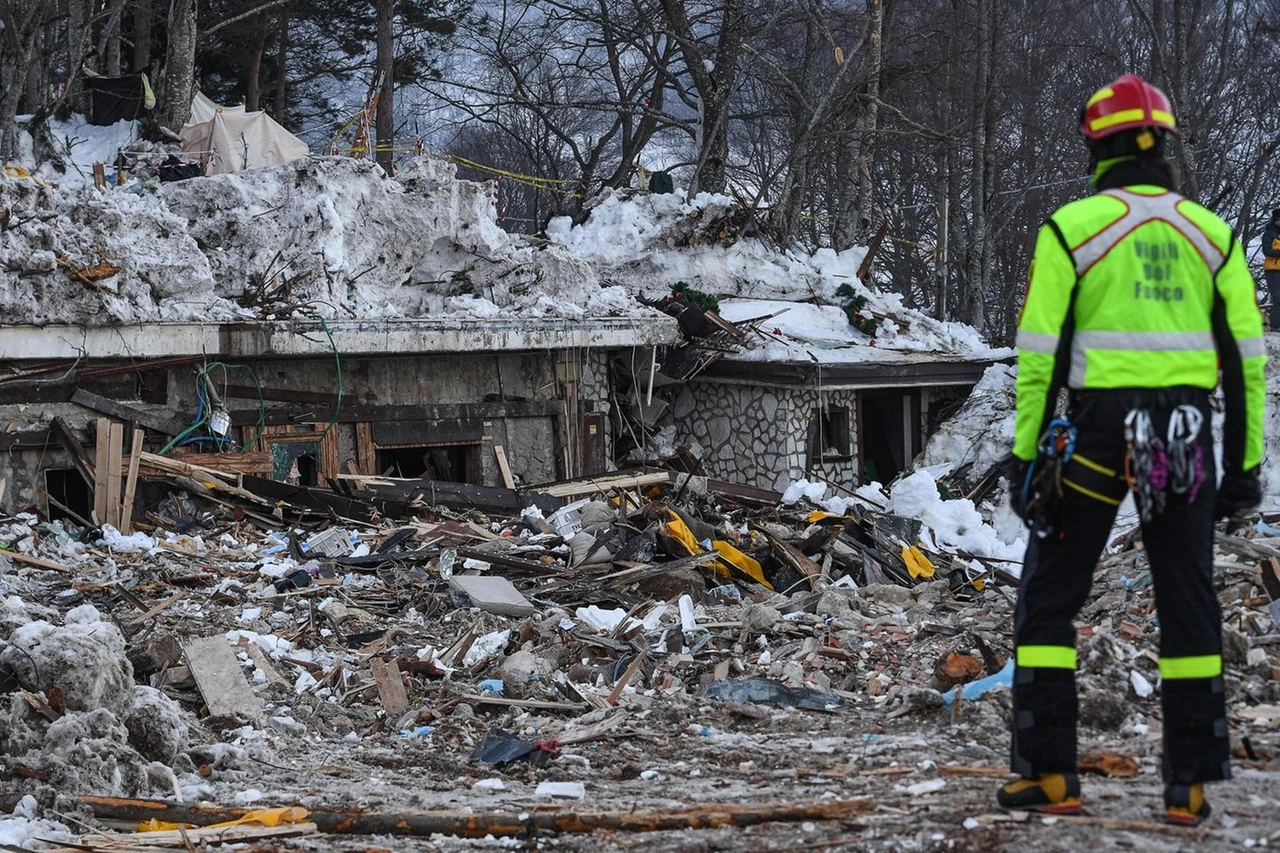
[1015,185,1266,471]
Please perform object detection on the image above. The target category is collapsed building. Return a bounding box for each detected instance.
[0,147,1006,517]
[3,136,1280,850]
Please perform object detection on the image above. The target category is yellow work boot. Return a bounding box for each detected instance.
[996,772,1082,815]
[1164,783,1211,826]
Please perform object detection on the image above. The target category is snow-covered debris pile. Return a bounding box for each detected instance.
[547,189,1009,361]
[884,469,1024,565]
[0,602,191,797]
[919,363,1018,484]
[0,155,649,325]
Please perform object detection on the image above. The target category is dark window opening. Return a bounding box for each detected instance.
[295,453,319,487]
[45,469,92,523]
[809,406,852,464]
[858,392,908,484]
[376,445,477,483]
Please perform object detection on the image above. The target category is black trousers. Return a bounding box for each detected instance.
[1266,270,1280,331]
[1011,389,1230,784]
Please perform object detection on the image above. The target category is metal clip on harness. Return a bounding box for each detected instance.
[1021,417,1078,537]
[1125,408,1166,522]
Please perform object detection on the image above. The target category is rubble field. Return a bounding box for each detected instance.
[2,455,1279,853]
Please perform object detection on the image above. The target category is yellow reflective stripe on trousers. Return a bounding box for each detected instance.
[1159,654,1222,680]
[1017,645,1077,669]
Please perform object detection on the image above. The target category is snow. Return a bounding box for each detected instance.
[919,364,1018,480]
[0,796,78,850]
[35,114,145,184]
[0,152,661,326]
[547,189,1010,364]
[886,470,1025,563]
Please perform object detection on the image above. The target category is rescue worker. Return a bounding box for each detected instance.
[1262,208,1280,330]
[1002,74,1266,825]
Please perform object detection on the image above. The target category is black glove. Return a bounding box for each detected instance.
[1003,456,1032,521]
[1215,467,1262,520]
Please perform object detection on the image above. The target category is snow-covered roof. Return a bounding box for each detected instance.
[546,190,1012,370]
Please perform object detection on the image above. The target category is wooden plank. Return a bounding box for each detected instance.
[535,471,670,499]
[126,591,187,627]
[183,635,263,720]
[105,421,125,529]
[93,418,111,525]
[493,444,516,489]
[50,416,97,488]
[229,400,561,428]
[355,422,376,474]
[119,428,144,534]
[3,551,73,572]
[168,450,273,476]
[370,657,409,719]
[71,388,185,436]
[112,820,318,847]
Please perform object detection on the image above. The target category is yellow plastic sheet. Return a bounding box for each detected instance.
[662,514,703,556]
[901,545,935,580]
[712,540,773,590]
[139,806,311,833]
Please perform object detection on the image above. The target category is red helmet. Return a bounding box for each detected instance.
[1080,74,1179,141]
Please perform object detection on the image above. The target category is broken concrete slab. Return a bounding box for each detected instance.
[448,574,535,617]
[183,635,263,721]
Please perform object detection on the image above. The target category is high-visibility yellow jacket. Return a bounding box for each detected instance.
[1015,184,1266,472]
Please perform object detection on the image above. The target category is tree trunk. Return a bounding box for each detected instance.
[376,0,395,173]
[101,0,125,76]
[246,35,265,112]
[962,0,994,334]
[67,0,92,114]
[273,11,289,121]
[659,0,745,196]
[834,0,884,251]
[132,0,152,72]
[153,0,196,133]
[0,1,46,159]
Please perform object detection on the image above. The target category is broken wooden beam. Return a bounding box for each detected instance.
[71,388,186,436]
[61,795,873,838]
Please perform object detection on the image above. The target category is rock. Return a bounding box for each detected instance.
[637,566,706,601]
[1079,688,1128,730]
[498,650,555,687]
[740,603,782,633]
[816,588,858,617]
[861,584,913,606]
[125,687,190,763]
[1223,627,1250,666]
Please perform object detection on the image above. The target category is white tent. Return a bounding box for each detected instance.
[180,92,308,175]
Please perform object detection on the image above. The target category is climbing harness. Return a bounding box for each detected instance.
[1021,417,1078,537]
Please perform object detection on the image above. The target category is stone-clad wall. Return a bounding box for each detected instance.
[671,380,860,492]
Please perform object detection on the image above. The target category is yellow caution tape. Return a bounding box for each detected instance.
[901,545,935,580]
[139,806,311,832]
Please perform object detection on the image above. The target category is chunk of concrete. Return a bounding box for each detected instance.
[449,574,536,617]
